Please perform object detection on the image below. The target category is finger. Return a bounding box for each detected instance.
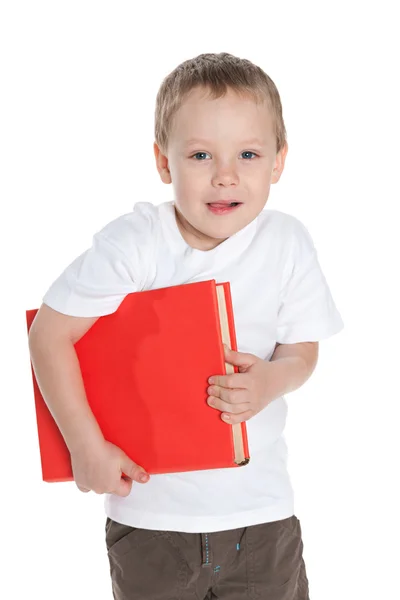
[113,477,133,498]
[208,372,249,389]
[221,409,254,425]
[223,346,257,368]
[208,386,248,405]
[77,485,91,493]
[208,396,250,415]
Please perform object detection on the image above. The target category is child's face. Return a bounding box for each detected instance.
[154,86,288,251]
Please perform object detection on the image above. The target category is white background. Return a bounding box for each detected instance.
[1,1,399,598]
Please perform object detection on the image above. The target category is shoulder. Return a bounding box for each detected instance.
[257,208,316,254]
[258,208,312,236]
[95,201,161,255]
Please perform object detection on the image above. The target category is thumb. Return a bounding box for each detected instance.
[223,344,255,368]
[114,457,150,497]
[121,454,150,485]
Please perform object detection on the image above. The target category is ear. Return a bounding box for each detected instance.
[153,142,172,184]
[271,141,288,184]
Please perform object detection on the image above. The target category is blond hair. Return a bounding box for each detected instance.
[154,52,287,155]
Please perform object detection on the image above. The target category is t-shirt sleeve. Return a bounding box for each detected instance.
[276,218,344,344]
[42,206,155,317]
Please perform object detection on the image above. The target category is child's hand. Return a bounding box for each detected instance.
[207,345,283,424]
[71,439,150,496]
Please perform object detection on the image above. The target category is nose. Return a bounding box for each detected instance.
[211,161,239,187]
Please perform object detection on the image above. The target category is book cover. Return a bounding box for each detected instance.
[26,279,250,482]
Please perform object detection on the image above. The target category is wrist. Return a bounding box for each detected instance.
[268,355,309,397]
[66,421,106,456]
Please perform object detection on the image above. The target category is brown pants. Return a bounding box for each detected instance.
[105,515,309,599]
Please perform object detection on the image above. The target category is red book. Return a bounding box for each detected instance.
[26,280,250,482]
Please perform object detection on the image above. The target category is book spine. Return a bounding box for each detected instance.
[221,283,250,463]
[210,281,228,379]
[221,283,238,354]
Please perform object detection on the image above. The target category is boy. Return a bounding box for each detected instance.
[29,52,344,599]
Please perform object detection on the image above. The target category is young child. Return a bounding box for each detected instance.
[29,52,344,599]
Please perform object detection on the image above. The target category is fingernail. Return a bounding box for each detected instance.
[139,473,149,482]
[222,414,230,421]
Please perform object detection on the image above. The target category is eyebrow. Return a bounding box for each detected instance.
[184,138,266,146]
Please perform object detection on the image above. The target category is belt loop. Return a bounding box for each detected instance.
[201,533,212,568]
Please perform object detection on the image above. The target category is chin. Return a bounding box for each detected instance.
[207,224,243,239]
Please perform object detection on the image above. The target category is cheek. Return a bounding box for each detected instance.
[176,168,206,193]
[248,172,272,196]
[245,164,270,182]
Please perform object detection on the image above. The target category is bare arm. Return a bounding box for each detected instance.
[270,341,319,395]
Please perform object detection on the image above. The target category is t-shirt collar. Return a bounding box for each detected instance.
[159,200,258,260]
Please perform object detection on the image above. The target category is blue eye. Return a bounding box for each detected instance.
[193,152,210,160]
[241,151,257,159]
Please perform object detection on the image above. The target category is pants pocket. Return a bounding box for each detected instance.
[245,516,309,599]
[105,518,189,600]
[105,517,139,555]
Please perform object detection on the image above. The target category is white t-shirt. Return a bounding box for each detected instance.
[43,200,344,533]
